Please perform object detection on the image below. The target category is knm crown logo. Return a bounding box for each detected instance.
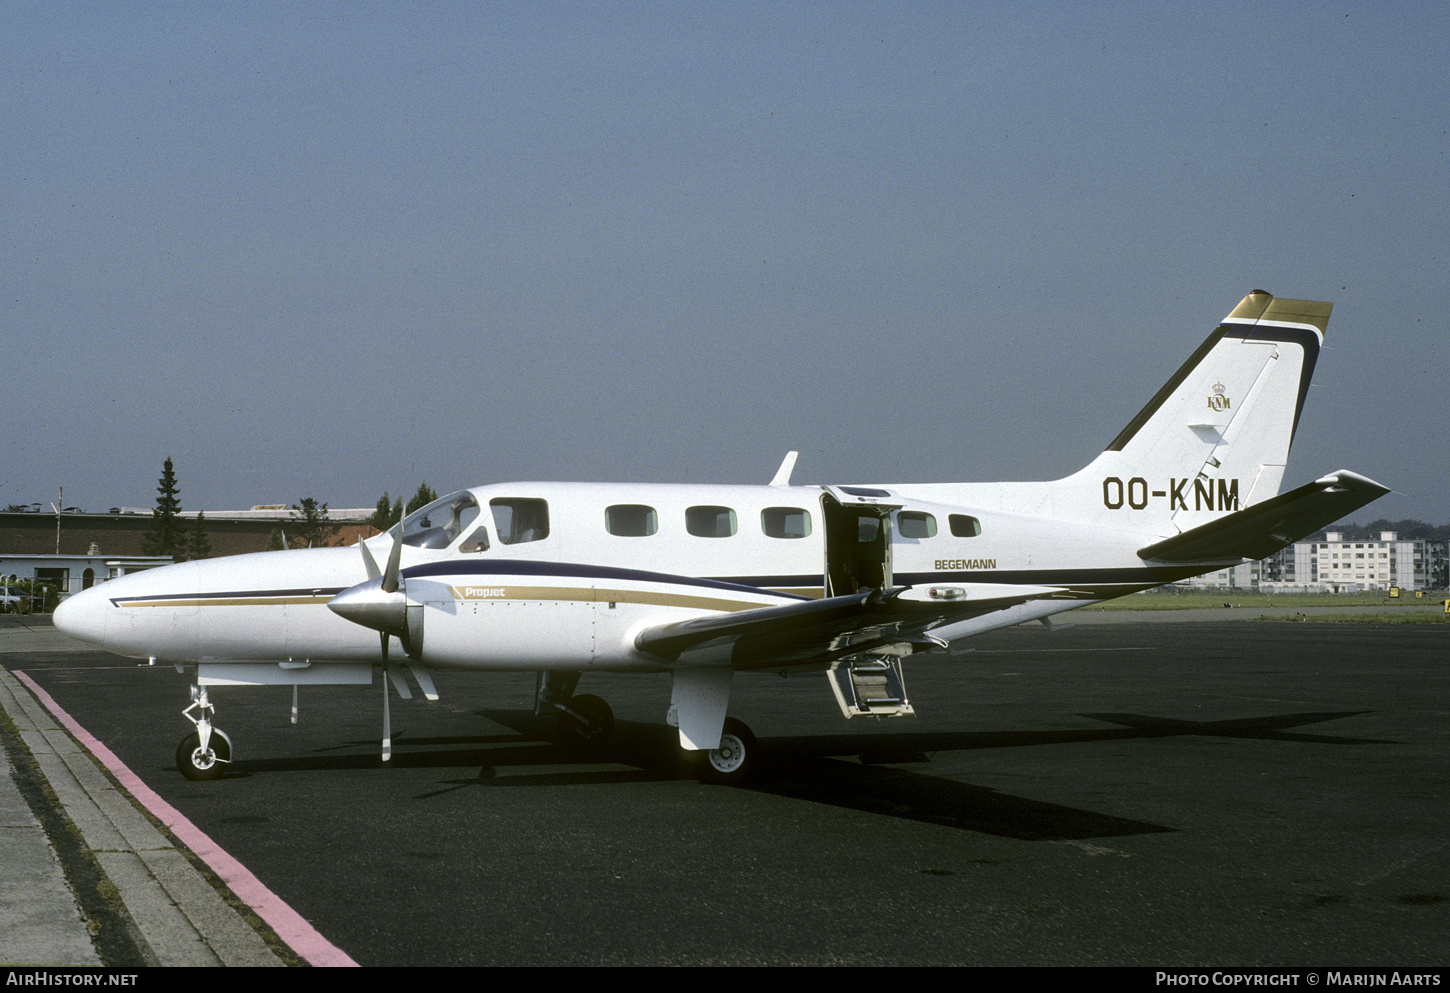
[1207,381,1231,411]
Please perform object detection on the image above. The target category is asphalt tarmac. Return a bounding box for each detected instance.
[4,620,1447,966]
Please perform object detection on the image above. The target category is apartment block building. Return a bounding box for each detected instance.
[1185,531,1448,591]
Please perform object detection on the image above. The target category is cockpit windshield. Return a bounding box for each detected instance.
[394,491,482,549]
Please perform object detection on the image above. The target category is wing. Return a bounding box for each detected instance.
[1137,470,1390,564]
[635,583,1065,669]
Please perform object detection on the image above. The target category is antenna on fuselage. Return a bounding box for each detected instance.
[770,451,799,486]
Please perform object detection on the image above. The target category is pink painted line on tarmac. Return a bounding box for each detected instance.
[13,669,358,968]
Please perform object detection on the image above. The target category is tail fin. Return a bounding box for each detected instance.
[1067,290,1330,533]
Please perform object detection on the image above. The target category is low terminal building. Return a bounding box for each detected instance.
[1,552,176,608]
[0,505,378,602]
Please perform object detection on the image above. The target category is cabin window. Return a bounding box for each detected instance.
[607,504,658,537]
[762,507,811,539]
[949,514,982,538]
[897,511,937,539]
[491,498,550,544]
[857,517,880,542]
[686,505,737,538]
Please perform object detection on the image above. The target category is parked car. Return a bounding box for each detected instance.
[1,586,40,613]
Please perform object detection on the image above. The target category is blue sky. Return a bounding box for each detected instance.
[6,2,1448,523]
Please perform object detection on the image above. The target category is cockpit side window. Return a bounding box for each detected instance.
[491,498,550,544]
[400,492,481,548]
[459,527,490,553]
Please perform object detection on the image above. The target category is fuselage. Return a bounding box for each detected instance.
[55,479,1199,673]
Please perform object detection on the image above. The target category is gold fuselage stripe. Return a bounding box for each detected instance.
[449,586,768,613]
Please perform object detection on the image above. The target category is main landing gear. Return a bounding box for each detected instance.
[697,717,755,786]
[538,671,756,783]
[556,693,615,750]
[537,673,616,751]
[176,685,231,781]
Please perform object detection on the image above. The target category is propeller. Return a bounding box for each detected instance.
[330,534,409,635]
[328,505,409,761]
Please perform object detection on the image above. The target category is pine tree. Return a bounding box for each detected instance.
[142,458,186,558]
[405,482,438,516]
[367,492,399,532]
[290,497,341,548]
[187,511,213,560]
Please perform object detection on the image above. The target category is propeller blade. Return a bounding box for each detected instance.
[381,631,392,762]
[381,504,405,594]
[360,539,381,581]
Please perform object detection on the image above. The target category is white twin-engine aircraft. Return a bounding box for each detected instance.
[56,290,1388,783]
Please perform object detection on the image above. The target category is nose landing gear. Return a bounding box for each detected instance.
[176,685,232,781]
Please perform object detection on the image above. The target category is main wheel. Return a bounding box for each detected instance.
[557,694,614,751]
[176,729,232,781]
[699,718,755,785]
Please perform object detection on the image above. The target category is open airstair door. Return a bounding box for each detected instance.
[820,487,916,719]
[821,487,901,597]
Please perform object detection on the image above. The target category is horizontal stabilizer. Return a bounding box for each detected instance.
[1137,470,1390,563]
[637,583,1061,669]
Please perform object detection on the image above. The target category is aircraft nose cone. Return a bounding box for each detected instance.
[53,586,109,647]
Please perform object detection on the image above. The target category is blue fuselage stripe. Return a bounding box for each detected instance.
[107,561,1193,608]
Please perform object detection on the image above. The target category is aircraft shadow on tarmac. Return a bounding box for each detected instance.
[1076,710,1393,745]
[220,708,1387,843]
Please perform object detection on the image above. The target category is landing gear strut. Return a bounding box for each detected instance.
[177,685,232,781]
[536,672,615,751]
[556,693,615,750]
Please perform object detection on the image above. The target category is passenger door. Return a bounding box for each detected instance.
[820,487,902,597]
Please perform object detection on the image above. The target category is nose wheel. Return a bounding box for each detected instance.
[177,684,232,781]
[176,728,232,781]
